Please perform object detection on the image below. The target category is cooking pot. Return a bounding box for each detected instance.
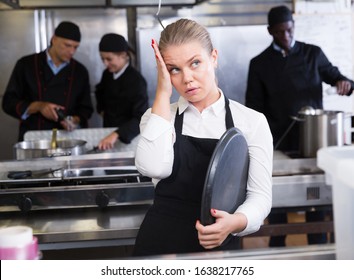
[292,108,344,158]
[14,139,87,160]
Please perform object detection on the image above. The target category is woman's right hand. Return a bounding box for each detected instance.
[151,39,172,121]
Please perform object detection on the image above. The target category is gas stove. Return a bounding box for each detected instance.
[0,152,154,212]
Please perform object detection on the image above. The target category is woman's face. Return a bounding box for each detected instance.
[100,52,128,73]
[162,41,219,109]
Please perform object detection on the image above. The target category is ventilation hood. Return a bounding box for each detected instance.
[0,0,207,9]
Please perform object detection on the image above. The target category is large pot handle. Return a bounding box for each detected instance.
[274,114,305,150]
[49,151,72,157]
[290,115,305,122]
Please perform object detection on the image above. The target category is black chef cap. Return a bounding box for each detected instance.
[268,6,293,26]
[54,21,81,42]
[99,33,128,52]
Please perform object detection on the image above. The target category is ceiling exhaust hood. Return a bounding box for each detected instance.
[0,0,207,9]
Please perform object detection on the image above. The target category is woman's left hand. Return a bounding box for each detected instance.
[195,209,247,249]
[98,132,118,150]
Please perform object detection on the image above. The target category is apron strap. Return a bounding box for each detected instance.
[224,96,235,129]
[175,108,183,135]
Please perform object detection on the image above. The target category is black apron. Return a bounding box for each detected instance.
[133,97,240,256]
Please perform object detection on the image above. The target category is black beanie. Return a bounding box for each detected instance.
[268,6,293,26]
[54,21,81,42]
[99,33,128,52]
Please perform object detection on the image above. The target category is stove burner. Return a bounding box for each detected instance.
[0,170,154,212]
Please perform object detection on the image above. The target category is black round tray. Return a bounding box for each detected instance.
[200,127,249,225]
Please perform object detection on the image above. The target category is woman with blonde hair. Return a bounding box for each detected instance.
[134,18,273,256]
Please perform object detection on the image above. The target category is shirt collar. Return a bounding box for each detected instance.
[177,88,225,116]
[46,49,69,75]
[272,40,296,56]
[113,62,129,80]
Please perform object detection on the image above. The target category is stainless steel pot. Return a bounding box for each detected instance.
[293,109,344,158]
[14,139,87,160]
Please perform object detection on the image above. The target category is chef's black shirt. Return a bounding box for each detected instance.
[95,64,148,144]
[245,41,354,151]
[2,51,93,141]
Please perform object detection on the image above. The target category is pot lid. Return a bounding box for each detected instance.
[200,127,249,225]
[298,106,316,115]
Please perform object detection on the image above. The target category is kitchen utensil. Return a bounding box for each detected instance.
[7,168,62,179]
[295,109,344,158]
[14,139,87,159]
[274,106,315,150]
[51,128,57,149]
[275,106,345,157]
[55,108,66,122]
[298,105,316,115]
[86,146,99,154]
[200,127,249,226]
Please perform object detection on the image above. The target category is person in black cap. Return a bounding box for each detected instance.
[2,21,93,141]
[245,5,354,246]
[95,33,148,149]
[54,21,81,42]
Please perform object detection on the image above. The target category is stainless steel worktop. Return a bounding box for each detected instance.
[0,205,150,251]
[137,244,336,260]
[0,151,152,252]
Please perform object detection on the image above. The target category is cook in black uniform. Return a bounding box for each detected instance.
[2,21,93,141]
[133,19,273,256]
[245,5,354,246]
[95,33,149,150]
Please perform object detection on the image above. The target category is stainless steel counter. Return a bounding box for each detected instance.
[137,244,336,260]
[0,205,150,250]
[0,151,152,257]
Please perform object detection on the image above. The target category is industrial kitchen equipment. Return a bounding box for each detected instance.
[0,148,332,257]
[0,152,154,212]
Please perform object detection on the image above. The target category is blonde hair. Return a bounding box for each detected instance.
[159,19,213,55]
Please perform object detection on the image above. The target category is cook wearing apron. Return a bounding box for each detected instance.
[133,97,241,256]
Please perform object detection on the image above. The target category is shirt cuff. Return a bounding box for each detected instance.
[21,107,30,120]
[234,209,262,237]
